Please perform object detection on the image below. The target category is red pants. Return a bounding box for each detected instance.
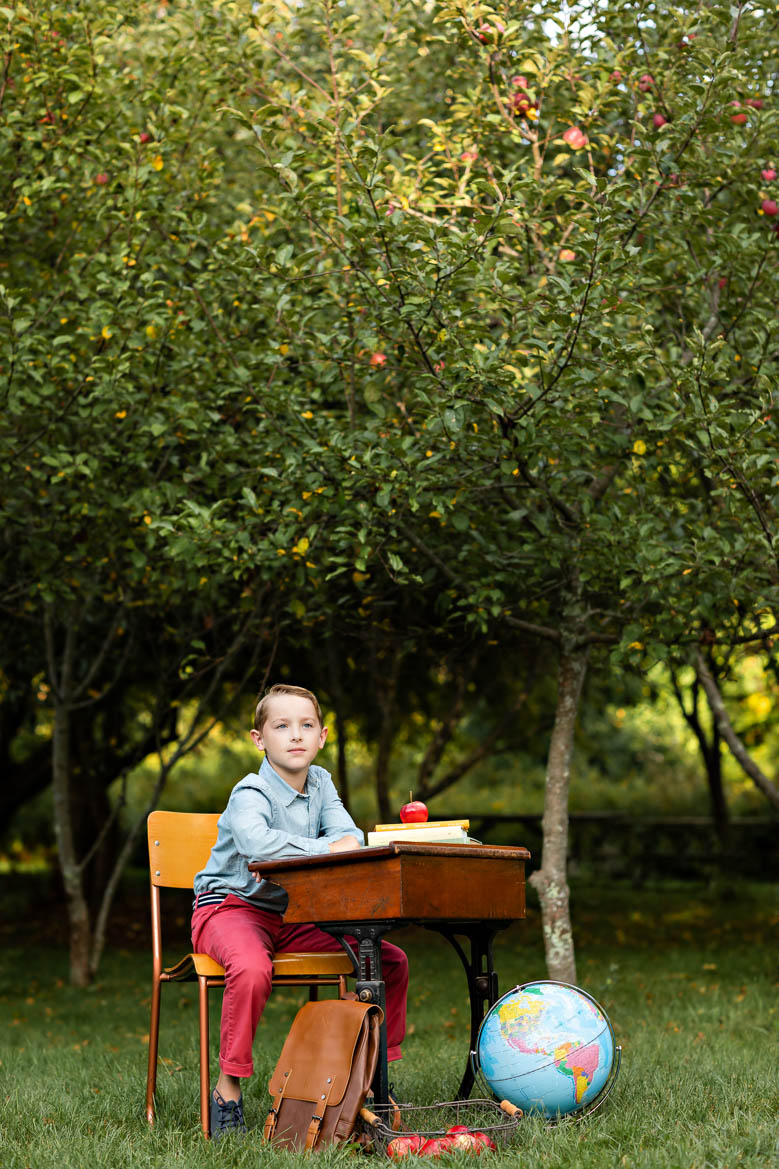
[192,894,408,1079]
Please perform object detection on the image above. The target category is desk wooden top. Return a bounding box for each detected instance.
[249,841,531,925]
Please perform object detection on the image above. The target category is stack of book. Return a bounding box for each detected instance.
[366,819,470,847]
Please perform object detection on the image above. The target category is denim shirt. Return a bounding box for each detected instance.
[193,756,364,913]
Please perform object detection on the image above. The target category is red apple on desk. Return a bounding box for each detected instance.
[399,793,428,823]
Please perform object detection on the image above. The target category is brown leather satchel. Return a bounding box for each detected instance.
[263,998,384,1150]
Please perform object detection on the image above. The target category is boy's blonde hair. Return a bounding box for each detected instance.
[254,683,323,732]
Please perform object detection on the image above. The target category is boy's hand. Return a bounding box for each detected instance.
[328,835,361,853]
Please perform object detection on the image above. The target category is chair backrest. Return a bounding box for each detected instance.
[147,810,220,889]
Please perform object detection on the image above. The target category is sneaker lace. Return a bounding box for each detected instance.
[214,1094,245,1131]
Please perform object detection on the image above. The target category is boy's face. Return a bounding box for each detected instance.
[250,694,328,790]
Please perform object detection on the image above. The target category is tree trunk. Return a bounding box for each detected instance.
[48,617,93,988]
[374,650,400,823]
[325,635,351,811]
[671,665,729,845]
[529,643,588,984]
[375,715,396,824]
[47,598,270,983]
[334,713,350,811]
[696,651,779,812]
[703,722,729,845]
[69,725,119,914]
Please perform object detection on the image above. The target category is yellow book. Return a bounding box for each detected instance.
[372,819,470,833]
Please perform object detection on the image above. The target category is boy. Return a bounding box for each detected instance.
[192,683,409,1140]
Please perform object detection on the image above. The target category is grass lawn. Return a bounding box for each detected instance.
[0,877,776,1168]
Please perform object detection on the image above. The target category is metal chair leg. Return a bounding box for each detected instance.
[145,977,162,1125]
[198,976,211,1138]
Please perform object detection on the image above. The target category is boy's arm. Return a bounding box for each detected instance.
[230,787,332,860]
[318,775,365,849]
[328,834,361,853]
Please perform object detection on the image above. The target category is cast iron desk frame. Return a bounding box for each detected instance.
[249,842,530,1107]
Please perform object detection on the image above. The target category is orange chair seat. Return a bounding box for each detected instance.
[162,949,353,982]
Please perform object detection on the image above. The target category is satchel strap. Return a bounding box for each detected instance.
[263,1074,289,1143]
[304,1077,337,1151]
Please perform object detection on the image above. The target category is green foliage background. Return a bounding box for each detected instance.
[1,1,777,875]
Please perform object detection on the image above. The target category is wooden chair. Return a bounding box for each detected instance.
[145,810,353,1137]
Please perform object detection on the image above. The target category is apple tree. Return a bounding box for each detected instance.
[0,0,289,982]
[2,0,776,987]
[177,0,777,980]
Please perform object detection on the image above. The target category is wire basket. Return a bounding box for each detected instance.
[358,1098,522,1156]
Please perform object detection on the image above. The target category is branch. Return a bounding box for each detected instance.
[502,613,563,644]
[695,650,779,811]
[585,458,620,503]
[415,658,474,792]
[728,2,746,44]
[515,219,601,416]
[511,454,578,527]
[419,690,529,803]
[71,605,130,706]
[89,605,278,974]
[394,519,458,585]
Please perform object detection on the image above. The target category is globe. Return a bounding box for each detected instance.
[475,981,618,1119]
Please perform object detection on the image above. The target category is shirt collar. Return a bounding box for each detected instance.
[260,756,324,804]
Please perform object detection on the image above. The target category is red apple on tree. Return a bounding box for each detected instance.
[513,95,539,119]
[476,21,503,44]
[400,793,428,823]
[761,199,778,217]
[562,125,588,150]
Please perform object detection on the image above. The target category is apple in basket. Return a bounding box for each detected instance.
[387,1134,423,1158]
[442,1126,497,1154]
[445,1125,476,1149]
[419,1137,448,1157]
[470,1131,497,1151]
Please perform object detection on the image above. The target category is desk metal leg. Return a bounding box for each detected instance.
[433,923,508,1100]
[317,921,393,1108]
[319,918,510,1107]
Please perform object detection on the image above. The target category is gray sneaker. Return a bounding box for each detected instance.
[210,1088,247,1141]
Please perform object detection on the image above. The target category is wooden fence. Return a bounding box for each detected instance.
[445,812,778,883]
